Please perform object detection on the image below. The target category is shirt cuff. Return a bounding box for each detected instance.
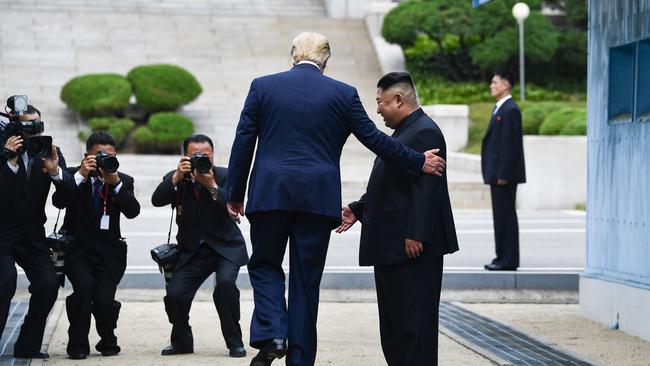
[74,171,86,186]
[49,166,63,181]
[113,181,123,194]
[6,161,19,174]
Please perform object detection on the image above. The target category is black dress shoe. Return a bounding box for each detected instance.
[229,346,246,358]
[96,340,121,356]
[68,353,88,360]
[250,338,287,366]
[14,351,50,359]
[161,345,193,356]
[484,263,518,271]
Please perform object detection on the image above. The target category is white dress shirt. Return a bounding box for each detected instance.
[493,94,512,115]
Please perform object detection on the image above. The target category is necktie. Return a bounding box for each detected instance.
[93,179,104,213]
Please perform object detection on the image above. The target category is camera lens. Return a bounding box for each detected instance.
[26,136,52,158]
[102,156,119,173]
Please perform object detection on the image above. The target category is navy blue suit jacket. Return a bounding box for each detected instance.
[227,63,425,221]
[481,98,526,185]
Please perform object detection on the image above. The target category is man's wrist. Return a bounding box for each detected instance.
[209,185,219,201]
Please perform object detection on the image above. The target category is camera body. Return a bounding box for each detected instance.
[90,150,119,177]
[190,152,212,174]
[0,95,52,159]
[45,229,75,277]
[151,243,179,283]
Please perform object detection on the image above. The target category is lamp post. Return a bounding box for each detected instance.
[512,2,530,102]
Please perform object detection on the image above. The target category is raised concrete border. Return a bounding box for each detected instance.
[363,2,405,75]
[324,0,392,19]
[519,136,587,210]
[422,105,470,152]
[18,268,580,291]
[580,274,650,342]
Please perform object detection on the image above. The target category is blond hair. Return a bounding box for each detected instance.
[291,32,331,68]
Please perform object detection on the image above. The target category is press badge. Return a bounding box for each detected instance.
[100,215,110,230]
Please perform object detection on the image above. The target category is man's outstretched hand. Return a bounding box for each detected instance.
[422,148,445,176]
[335,205,358,233]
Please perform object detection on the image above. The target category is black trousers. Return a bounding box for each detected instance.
[374,256,444,366]
[248,210,333,366]
[0,240,59,355]
[65,249,119,355]
[164,244,243,351]
[490,184,520,268]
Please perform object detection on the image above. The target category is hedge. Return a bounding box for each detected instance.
[539,107,586,135]
[134,112,194,153]
[521,103,564,135]
[559,116,587,135]
[87,117,136,146]
[60,74,131,117]
[127,64,202,112]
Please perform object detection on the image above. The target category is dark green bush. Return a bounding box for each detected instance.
[87,117,135,146]
[539,107,586,135]
[60,74,131,117]
[134,112,194,153]
[559,115,587,135]
[127,64,202,112]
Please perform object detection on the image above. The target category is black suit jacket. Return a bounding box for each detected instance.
[52,168,141,283]
[151,166,248,270]
[349,109,459,266]
[0,147,74,254]
[481,98,526,185]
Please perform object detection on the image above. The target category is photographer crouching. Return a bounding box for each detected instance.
[52,132,140,359]
[0,96,75,359]
[151,134,248,358]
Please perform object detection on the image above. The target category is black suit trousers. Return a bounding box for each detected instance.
[0,240,59,355]
[164,244,243,351]
[490,184,520,268]
[374,256,444,366]
[65,249,119,355]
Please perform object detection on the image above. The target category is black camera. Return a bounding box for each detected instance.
[151,243,179,283]
[190,152,212,174]
[46,229,75,277]
[1,95,52,159]
[90,150,119,177]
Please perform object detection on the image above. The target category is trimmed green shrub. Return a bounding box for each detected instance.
[127,64,202,112]
[61,74,131,117]
[134,112,194,153]
[539,107,586,135]
[560,115,587,135]
[87,117,135,146]
[132,126,156,150]
[522,103,563,135]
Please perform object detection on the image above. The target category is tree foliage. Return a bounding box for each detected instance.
[383,0,586,87]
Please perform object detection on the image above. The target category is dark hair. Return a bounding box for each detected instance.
[26,105,41,118]
[183,134,214,153]
[86,131,117,152]
[377,72,415,91]
[494,70,515,88]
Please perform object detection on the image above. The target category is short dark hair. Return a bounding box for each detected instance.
[494,70,515,88]
[183,134,214,153]
[26,105,41,118]
[377,72,415,91]
[86,131,117,152]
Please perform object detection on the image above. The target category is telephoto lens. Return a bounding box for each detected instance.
[51,249,66,276]
[25,136,52,158]
[190,152,212,174]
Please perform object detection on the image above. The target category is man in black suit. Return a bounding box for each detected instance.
[0,103,74,359]
[338,72,459,366]
[52,132,140,359]
[152,134,248,358]
[481,72,526,271]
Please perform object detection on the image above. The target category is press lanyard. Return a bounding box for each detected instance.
[96,181,109,214]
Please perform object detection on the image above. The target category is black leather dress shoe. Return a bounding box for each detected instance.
[96,340,121,356]
[161,345,193,356]
[484,263,518,271]
[68,353,88,360]
[14,351,50,359]
[250,338,287,366]
[229,346,246,357]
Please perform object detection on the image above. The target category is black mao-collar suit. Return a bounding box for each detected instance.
[52,167,140,356]
[481,97,526,269]
[0,149,74,356]
[348,109,459,366]
[151,166,248,353]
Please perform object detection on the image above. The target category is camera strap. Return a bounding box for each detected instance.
[52,209,62,234]
[166,206,174,246]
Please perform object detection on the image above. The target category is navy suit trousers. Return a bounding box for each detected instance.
[248,210,333,366]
